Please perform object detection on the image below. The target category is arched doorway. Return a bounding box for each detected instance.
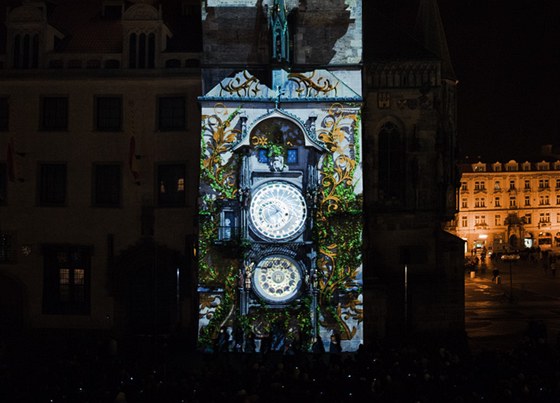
[0,274,25,336]
[110,239,185,336]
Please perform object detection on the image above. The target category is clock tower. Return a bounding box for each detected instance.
[197,0,363,351]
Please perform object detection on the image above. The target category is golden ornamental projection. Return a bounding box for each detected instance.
[200,103,242,200]
[220,70,263,97]
[288,71,339,97]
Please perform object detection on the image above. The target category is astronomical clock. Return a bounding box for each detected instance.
[197,1,364,352]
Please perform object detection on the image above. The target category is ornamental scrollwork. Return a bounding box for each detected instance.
[220,71,264,97]
[200,104,242,200]
[288,71,339,97]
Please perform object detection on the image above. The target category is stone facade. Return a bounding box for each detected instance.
[0,0,464,346]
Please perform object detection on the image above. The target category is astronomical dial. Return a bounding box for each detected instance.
[249,181,307,241]
[252,255,302,303]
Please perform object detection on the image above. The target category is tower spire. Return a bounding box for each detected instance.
[414,0,455,80]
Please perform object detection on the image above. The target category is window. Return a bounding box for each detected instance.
[557,213,560,224]
[557,194,560,205]
[539,212,551,223]
[157,163,186,207]
[158,96,186,131]
[378,122,404,201]
[0,97,8,131]
[13,33,39,69]
[42,245,91,315]
[461,216,467,227]
[129,32,156,68]
[96,96,122,131]
[93,164,121,207]
[509,196,516,207]
[494,181,501,191]
[480,215,486,225]
[524,195,530,206]
[509,180,516,190]
[539,195,550,205]
[475,216,480,225]
[461,198,467,208]
[461,182,467,191]
[556,179,560,189]
[286,149,298,165]
[475,198,480,208]
[494,197,501,207]
[0,232,15,264]
[39,163,67,205]
[495,215,501,226]
[257,148,269,163]
[524,180,530,189]
[539,179,550,189]
[41,97,68,130]
[525,214,532,225]
[0,163,6,204]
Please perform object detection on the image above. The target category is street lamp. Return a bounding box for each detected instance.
[501,253,521,302]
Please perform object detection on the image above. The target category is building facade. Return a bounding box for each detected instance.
[450,159,560,255]
[0,0,464,348]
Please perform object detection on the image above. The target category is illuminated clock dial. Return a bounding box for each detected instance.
[249,181,307,241]
[252,256,302,303]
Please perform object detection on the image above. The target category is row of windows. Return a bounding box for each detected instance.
[471,161,560,172]
[460,212,560,228]
[462,178,560,192]
[0,162,186,207]
[11,32,166,71]
[0,96,186,132]
[462,194,560,209]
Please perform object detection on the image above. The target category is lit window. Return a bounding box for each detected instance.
[157,163,186,207]
[43,245,90,315]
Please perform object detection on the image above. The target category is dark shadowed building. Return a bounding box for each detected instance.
[0,0,463,350]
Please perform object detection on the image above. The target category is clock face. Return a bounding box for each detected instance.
[252,256,302,303]
[249,181,307,241]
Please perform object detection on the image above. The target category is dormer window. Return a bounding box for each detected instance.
[123,3,171,69]
[13,33,39,69]
[129,32,156,68]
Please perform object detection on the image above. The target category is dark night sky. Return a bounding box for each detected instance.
[437,0,560,162]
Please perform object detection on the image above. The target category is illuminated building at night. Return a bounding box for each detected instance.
[449,157,560,255]
[0,0,464,349]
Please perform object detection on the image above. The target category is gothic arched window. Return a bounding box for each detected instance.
[378,122,405,202]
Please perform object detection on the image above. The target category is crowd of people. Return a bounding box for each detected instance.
[2,327,560,402]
